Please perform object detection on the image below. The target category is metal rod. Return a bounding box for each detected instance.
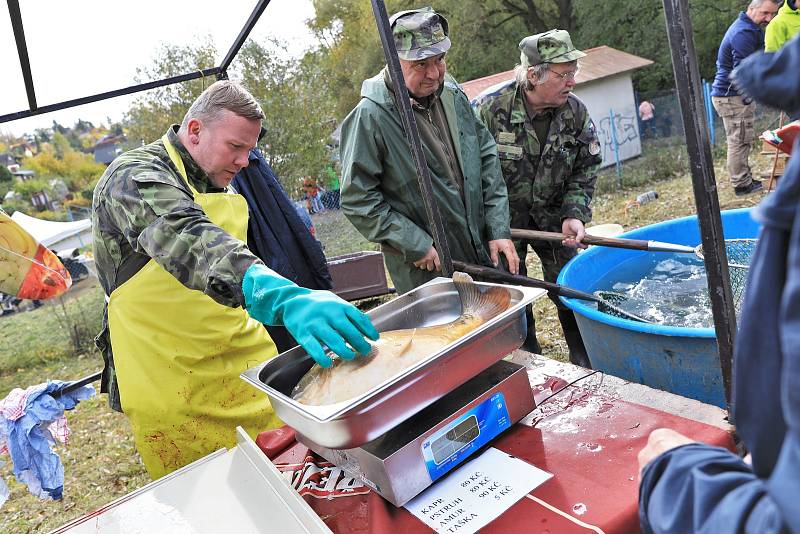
[7,0,37,111]
[369,0,454,276]
[662,0,736,409]
[2,0,273,124]
[58,371,102,396]
[0,67,221,124]
[218,0,273,75]
[451,260,649,323]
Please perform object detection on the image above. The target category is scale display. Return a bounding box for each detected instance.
[421,392,511,481]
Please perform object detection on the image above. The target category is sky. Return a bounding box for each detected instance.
[0,0,317,137]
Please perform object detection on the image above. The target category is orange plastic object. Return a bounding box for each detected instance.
[0,210,71,299]
[761,121,800,155]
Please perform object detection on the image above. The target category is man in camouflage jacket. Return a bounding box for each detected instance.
[340,7,518,294]
[474,30,602,367]
[91,82,377,477]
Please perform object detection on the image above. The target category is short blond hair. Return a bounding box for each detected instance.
[181,80,264,128]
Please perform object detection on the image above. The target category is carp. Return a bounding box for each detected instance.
[292,272,511,406]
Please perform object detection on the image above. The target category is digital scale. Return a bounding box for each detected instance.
[297,359,535,507]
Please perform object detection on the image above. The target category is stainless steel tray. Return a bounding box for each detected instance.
[241,276,545,449]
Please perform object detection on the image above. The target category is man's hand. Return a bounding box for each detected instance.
[637,428,695,479]
[413,246,441,272]
[562,218,588,249]
[243,264,379,368]
[488,239,520,274]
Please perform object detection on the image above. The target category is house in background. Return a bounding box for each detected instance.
[462,46,653,168]
[90,134,125,165]
[9,169,57,211]
[0,152,18,172]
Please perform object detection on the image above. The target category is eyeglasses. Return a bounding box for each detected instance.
[550,66,580,82]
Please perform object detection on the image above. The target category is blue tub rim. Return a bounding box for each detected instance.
[557,207,756,339]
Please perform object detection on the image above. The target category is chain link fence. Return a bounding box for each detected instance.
[593,86,785,193]
[637,87,780,144]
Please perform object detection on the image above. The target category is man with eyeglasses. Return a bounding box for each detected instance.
[474,30,601,368]
[340,7,519,295]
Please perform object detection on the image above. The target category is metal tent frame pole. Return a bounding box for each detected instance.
[368,0,454,277]
[662,0,736,409]
[1,0,272,124]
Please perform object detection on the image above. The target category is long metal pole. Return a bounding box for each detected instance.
[1,2,269,124]
[662,0,736,408]
[7,0,36,112]
[0,68,221,124]
[369,0,454,276]
[218,0,273,75]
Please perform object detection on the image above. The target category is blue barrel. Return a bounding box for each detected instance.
[557,208,760,407]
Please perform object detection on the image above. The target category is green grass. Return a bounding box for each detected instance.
[0,282,149,533]
[311,208,379,258]
[0,284,104,385]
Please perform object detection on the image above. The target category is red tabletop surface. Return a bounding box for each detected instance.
[258,373,734,534]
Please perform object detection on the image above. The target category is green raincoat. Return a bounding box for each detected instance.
[340,70,511,294]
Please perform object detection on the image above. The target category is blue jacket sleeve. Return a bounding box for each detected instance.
[730,28,761,69]
[733,36,800,118]
[639,444,789,533]
[639,170,800,532]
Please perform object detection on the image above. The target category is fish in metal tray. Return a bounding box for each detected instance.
[291,272,511,406]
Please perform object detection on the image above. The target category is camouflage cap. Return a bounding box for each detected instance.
[389,7,451,61]
[519,29,586,66]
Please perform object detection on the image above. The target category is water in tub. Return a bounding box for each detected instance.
[596,255,715,328]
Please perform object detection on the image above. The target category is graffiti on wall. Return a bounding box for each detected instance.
[598,112,639,157]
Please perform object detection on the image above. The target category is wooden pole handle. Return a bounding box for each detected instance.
[510,228,651,251]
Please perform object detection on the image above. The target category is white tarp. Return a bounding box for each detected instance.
[10,211,91,252]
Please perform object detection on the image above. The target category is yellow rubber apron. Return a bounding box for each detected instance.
[108,135,281,479]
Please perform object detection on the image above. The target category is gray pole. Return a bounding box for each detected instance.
[662,0,736,408]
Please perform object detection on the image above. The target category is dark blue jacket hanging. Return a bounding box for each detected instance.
[232,150,332,351]
[639,37,800,533]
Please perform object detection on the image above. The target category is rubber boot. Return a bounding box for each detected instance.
[521,305,542,354]
[557,308,592,368]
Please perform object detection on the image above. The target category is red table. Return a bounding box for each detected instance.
[258,352,734,533]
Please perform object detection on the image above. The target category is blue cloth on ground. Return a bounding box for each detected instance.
[0,381,95,501]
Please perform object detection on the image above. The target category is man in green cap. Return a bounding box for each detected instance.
[473,29,602,368]
[340,6,519,294]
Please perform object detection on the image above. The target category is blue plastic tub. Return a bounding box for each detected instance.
[558,208,760,407]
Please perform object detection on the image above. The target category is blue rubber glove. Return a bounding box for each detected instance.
[242,263,379,367]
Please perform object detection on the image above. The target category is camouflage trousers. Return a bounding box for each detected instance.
[515,230,591,368]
